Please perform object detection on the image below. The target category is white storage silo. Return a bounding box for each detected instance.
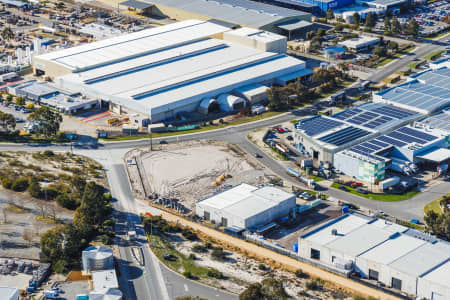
[82,246,114,273]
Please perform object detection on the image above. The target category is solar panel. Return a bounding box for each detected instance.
[298,117,343,136]
[396,127,437,142]
[376,136,407,147]
[387,131,427,145]
[368,139,390,148]
[348,148,384,162]
[347,118,365,125]
[353,145,374,153]
[319,127,370,146]
[360,142,381,151]
[372,106,414,119]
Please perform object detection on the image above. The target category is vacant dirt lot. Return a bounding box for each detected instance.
[139,141,271,210]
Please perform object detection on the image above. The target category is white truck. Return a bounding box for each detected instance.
[391,157,418,173]
[379,176,400,190]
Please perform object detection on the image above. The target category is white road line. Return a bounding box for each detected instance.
[184,284,189,292]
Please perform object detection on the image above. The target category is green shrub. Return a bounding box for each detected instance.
[2,178,12,189]
[183,271,193,279]
[182,229,198,241]
[207,268,223,279]
[258,263,266,271]
[211,247,226,261]
[43,150,54,157]
[41,187,59,200]
[56,193,77,210]
[52,260,67,274]
[101,234,113,245]
[28,181,41,198]
[11,177,30,192]
[295,269,308,278]
[192,244,207,253]
[188,253,196,260]
[306,280,321,290]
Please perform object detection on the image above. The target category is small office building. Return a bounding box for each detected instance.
[338,36,380,52]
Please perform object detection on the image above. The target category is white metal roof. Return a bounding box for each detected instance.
[56,38,305,114]
[338,36,380,49]
[145,0,311,28]
[224,27,286,43]
[35,20,230,71]
[358,234,426,265]
[303,214,371,245]
[198,183,257,210]
[325,223,393,257]
[420,260,450,288]
[92,269,119,290]
[198,184,294,219]
[417,147,450,163]
[389,242,450,277]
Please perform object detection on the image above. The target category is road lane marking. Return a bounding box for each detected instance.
[184,284,188,292]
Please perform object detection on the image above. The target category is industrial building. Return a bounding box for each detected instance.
[334,124,447,183]
[138,0,312,35]
[79,23,125,40]
[35,20,310,124]
[338,36,380,52]
[293,102,422,164]
[223,28,287,53]
[196,183,296,231]
[8,80,99,114]
[415,108,450,134]
[373,67,450,114]
[298,213,450,299]
[249,0,320,15]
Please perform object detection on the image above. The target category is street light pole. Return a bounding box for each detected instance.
[149,110,152,151]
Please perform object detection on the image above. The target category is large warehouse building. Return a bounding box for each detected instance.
[139,0,312,36]
[34,20,309,124]
[298,213,450,299]
[195,183,296,230]
[293,102,422,164]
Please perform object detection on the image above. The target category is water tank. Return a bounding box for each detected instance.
[82,246,113,273]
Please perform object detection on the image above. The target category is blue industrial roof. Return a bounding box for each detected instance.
[296,115,343,136]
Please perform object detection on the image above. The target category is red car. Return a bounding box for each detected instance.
[345,181,363,188]
[276,128,285,133]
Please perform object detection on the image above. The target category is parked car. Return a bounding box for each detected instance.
[276,128,285,133]
[356,187,368,194]
[338,185,349,191]
[409,218,420,224]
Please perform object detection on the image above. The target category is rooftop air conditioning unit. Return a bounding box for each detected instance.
[331,229,338,235]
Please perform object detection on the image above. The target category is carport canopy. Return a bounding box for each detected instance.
[417,147,450,163]
[120,0,153,10]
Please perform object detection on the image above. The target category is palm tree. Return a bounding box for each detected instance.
[1,27,14,41]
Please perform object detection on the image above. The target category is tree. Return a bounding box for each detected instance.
[0,111,16,132]
[15,96,25,106]
[317,28,325,37]
[335,23,344,32]
[387,41,399,51]
[211,247,226,261]
[56,193,77,210]
[5,94,13,102]
[63,223,87,264]
[1,27,14,41]
[365,12,375,28]
[352,12,361,25]
[260,278,289,299]
[373,46,387,57]
[406,19,419,38]
[28,180,42,198]
[384,17,391,33]
[40,226,64,262]
[240,283,263,300]
[391,17,401,34]
[267,87,284,111]
[326,9,334,20]
[80,181,107,225]
[305,30,315,40]
[28,106,62,137]
[55,1,65,9]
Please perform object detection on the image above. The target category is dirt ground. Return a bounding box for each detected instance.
[137,141,272,211]
[0,188,74,260]
[171,233,352,299]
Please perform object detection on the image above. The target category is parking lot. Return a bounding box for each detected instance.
[0,99,32,129]
[51,280,90,300]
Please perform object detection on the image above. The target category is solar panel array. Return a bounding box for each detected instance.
[418,111,450,131]
[318,126,370,146]
[346,126,439,160]
[297,116,343,136]
[330,104,417,130]
[379,80,450,113]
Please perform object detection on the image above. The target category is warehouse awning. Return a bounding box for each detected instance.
[277,20,312,32]
[120,0,153,10]
[417,147,450,163]
[275,68,314,85]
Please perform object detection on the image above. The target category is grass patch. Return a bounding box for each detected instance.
[35,216,58,224]
[268,147,289,161]
[408,61,425,69]
[373,57,396,68]
[290,120,299,124]
[423,50,446,61]
[148,234,212,279]
[331,182,419,201]
[4,205,27,213]
[101,111,283,142]
[309,175,325,182]
[425,29,450,40]
[424,193,449,215]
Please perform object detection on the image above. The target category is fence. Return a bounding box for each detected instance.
[242,231,352,278]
